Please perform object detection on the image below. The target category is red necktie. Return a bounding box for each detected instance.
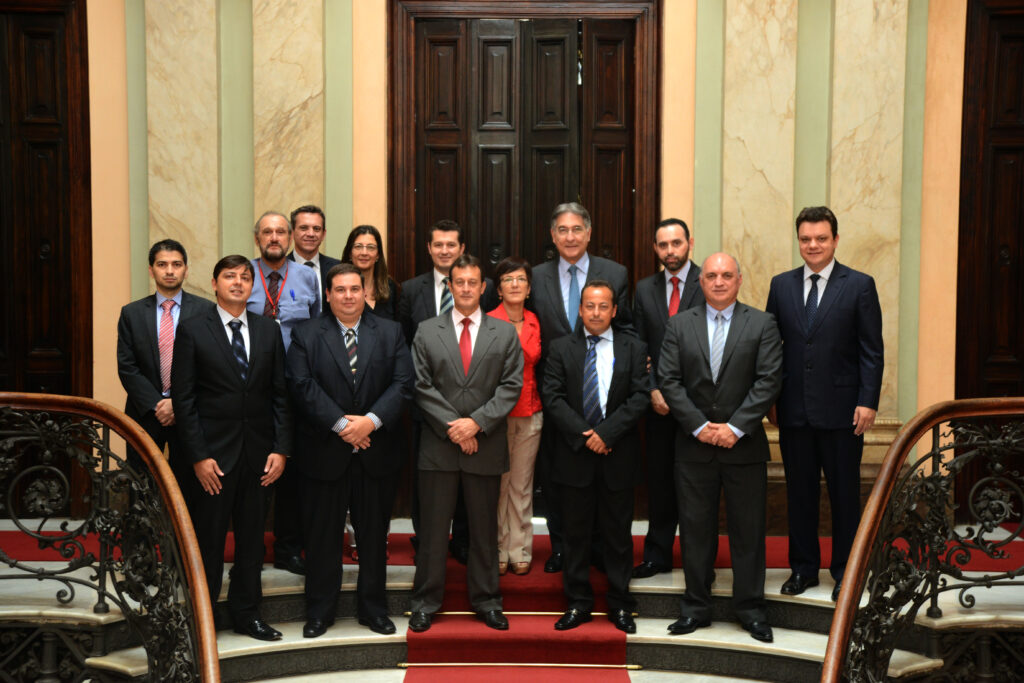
[158,299,175,393]
[668,276,681,316]
[459,318,473,375]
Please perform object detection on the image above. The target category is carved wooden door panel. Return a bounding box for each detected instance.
[414,18,632,278]
[955,0,1024,520]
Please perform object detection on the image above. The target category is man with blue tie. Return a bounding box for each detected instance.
[766,206,883,602]
[248,210,319,576]
[542,280,649,634]
[172,254,291,641]
[659,253,782,643]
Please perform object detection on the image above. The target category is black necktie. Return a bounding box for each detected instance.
[583,335,603,427]
[806,273,821,328]
[229,319,248,381]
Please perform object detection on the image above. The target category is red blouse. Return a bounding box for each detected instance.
[488,304,543,417]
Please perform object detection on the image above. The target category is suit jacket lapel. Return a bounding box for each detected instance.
[607,334,629,406]
[681,262,701,310]
[352,314,377,386]
[542,266,572,333]
[205,310,241,381]
[719,304,750,376]
[322,316,356,388]
[423,274,439,317]
[690,308,712,371]
[466,315,498,383]
[652,271,670,325]
[142,295,162,374]
[435,314,466,382]
[787,268,808,336]
[809,262,847,337]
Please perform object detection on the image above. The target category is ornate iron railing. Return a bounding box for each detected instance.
[0,392,219,682]
[823,398,1024,682]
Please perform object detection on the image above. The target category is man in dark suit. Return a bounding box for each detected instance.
[529,202,633,573]
[287,263,414,638]
[248,210,319,576]
[543,280,649,634]
[765,206,883,602]
[407,254,523,633]
[286,204,341,313]
[632,218,705,579]
[397,219,497,562]
[659,252,782,643]
[172,254,291,642]
[116,239,211,500]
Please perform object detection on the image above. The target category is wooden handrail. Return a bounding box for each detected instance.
[0,392,220,682]
[822,397,1024,682]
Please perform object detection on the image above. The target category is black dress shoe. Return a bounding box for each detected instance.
[667,616,711,635]
[608,608,636,634]
[544,552,563,573]
[832,580,842,602]
[554,608,592,631]
[273,554,306,576]
[408,611,432,632]
[359,615,397,635]
[780,572,819,595]
[234,618,282,641]
[742,620,774,643]
[449,542,469,565]
[632,561,672,579]
[302,618,332,638]
[477,609,509,630]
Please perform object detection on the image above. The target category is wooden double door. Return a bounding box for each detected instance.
[412,17,635,278]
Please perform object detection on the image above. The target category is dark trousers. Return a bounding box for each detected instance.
[302,460,398,621]
[536,420,565,553]
[189,461,269,623]
[126,415,195,509]
[411,470,502,614]
[561,480,635,613]
[676,457,766,625]
[641,412,679,567]
[272,462,304,559]
[779,426,864,580]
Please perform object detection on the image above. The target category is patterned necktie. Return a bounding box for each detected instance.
[583,335,603,427]
[264,270,282,318]
[440,277,454,315]
[806,273,821,328]
[158,299,175,393]
[459,318,473,375]
[668,275,681,316]
[228,320,248,381]
[344,328,357,375]
[710,312,725,382]
[567,264,581,326]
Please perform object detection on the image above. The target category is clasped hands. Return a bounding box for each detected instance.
[447,417,481,454]
[697,423,739,448]
[339,414,376,450]
[582,429,610,455]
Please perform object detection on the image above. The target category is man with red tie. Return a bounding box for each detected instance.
[631,219,705,578]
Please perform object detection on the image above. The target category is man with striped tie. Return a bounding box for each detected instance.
[541,280,650,634]
[658,253,782,643]
[172,254,291,641]
[286,263,414,638]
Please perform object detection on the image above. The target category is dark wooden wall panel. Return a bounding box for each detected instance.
[421,145,463,230]
[424,39,461,129]
[591,36,627,129]
[479,37,514,130]
[478,146,514,267]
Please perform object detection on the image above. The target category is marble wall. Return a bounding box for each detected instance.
[145,1,220,298]
[829,0,907,417]
[721,0,798,308]
[252,0,325,219]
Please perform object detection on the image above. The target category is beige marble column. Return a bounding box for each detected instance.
[252,0,325,221]
[145,1,219,298]
[721,0,798,307]
[830,0,908,417]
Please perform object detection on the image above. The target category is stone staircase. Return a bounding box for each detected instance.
[1,521,962,682]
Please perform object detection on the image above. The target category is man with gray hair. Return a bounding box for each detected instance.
[658,252,782,643]
[247,210,320,577]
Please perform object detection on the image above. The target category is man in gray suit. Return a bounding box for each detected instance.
[658,253,782,643]
[529,202,633,573]
[408,254,523,633]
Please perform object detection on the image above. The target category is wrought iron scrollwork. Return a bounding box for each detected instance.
[0,406,201,682]
[845,418,1024,681]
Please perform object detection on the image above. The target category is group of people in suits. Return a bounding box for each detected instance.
[116,200,882,645]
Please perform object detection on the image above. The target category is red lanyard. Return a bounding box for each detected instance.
[258,261,291,316]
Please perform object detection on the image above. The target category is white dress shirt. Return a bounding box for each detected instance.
[558,252,590,311]
[663,260,692,309]
[330,318,382,437]
[694,302,743,439]
[803,258,836,303]
[299,253,323,306]
[586,326,615,418]
[216,306,249,359]
[452,307,483,352]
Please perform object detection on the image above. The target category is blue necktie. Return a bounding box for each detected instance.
[583,335,603,427]
[566,264,581,327]
[806,273,821,328]
[228,320,248,381]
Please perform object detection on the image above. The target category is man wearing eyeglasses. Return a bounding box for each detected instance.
[529,202,633,573]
